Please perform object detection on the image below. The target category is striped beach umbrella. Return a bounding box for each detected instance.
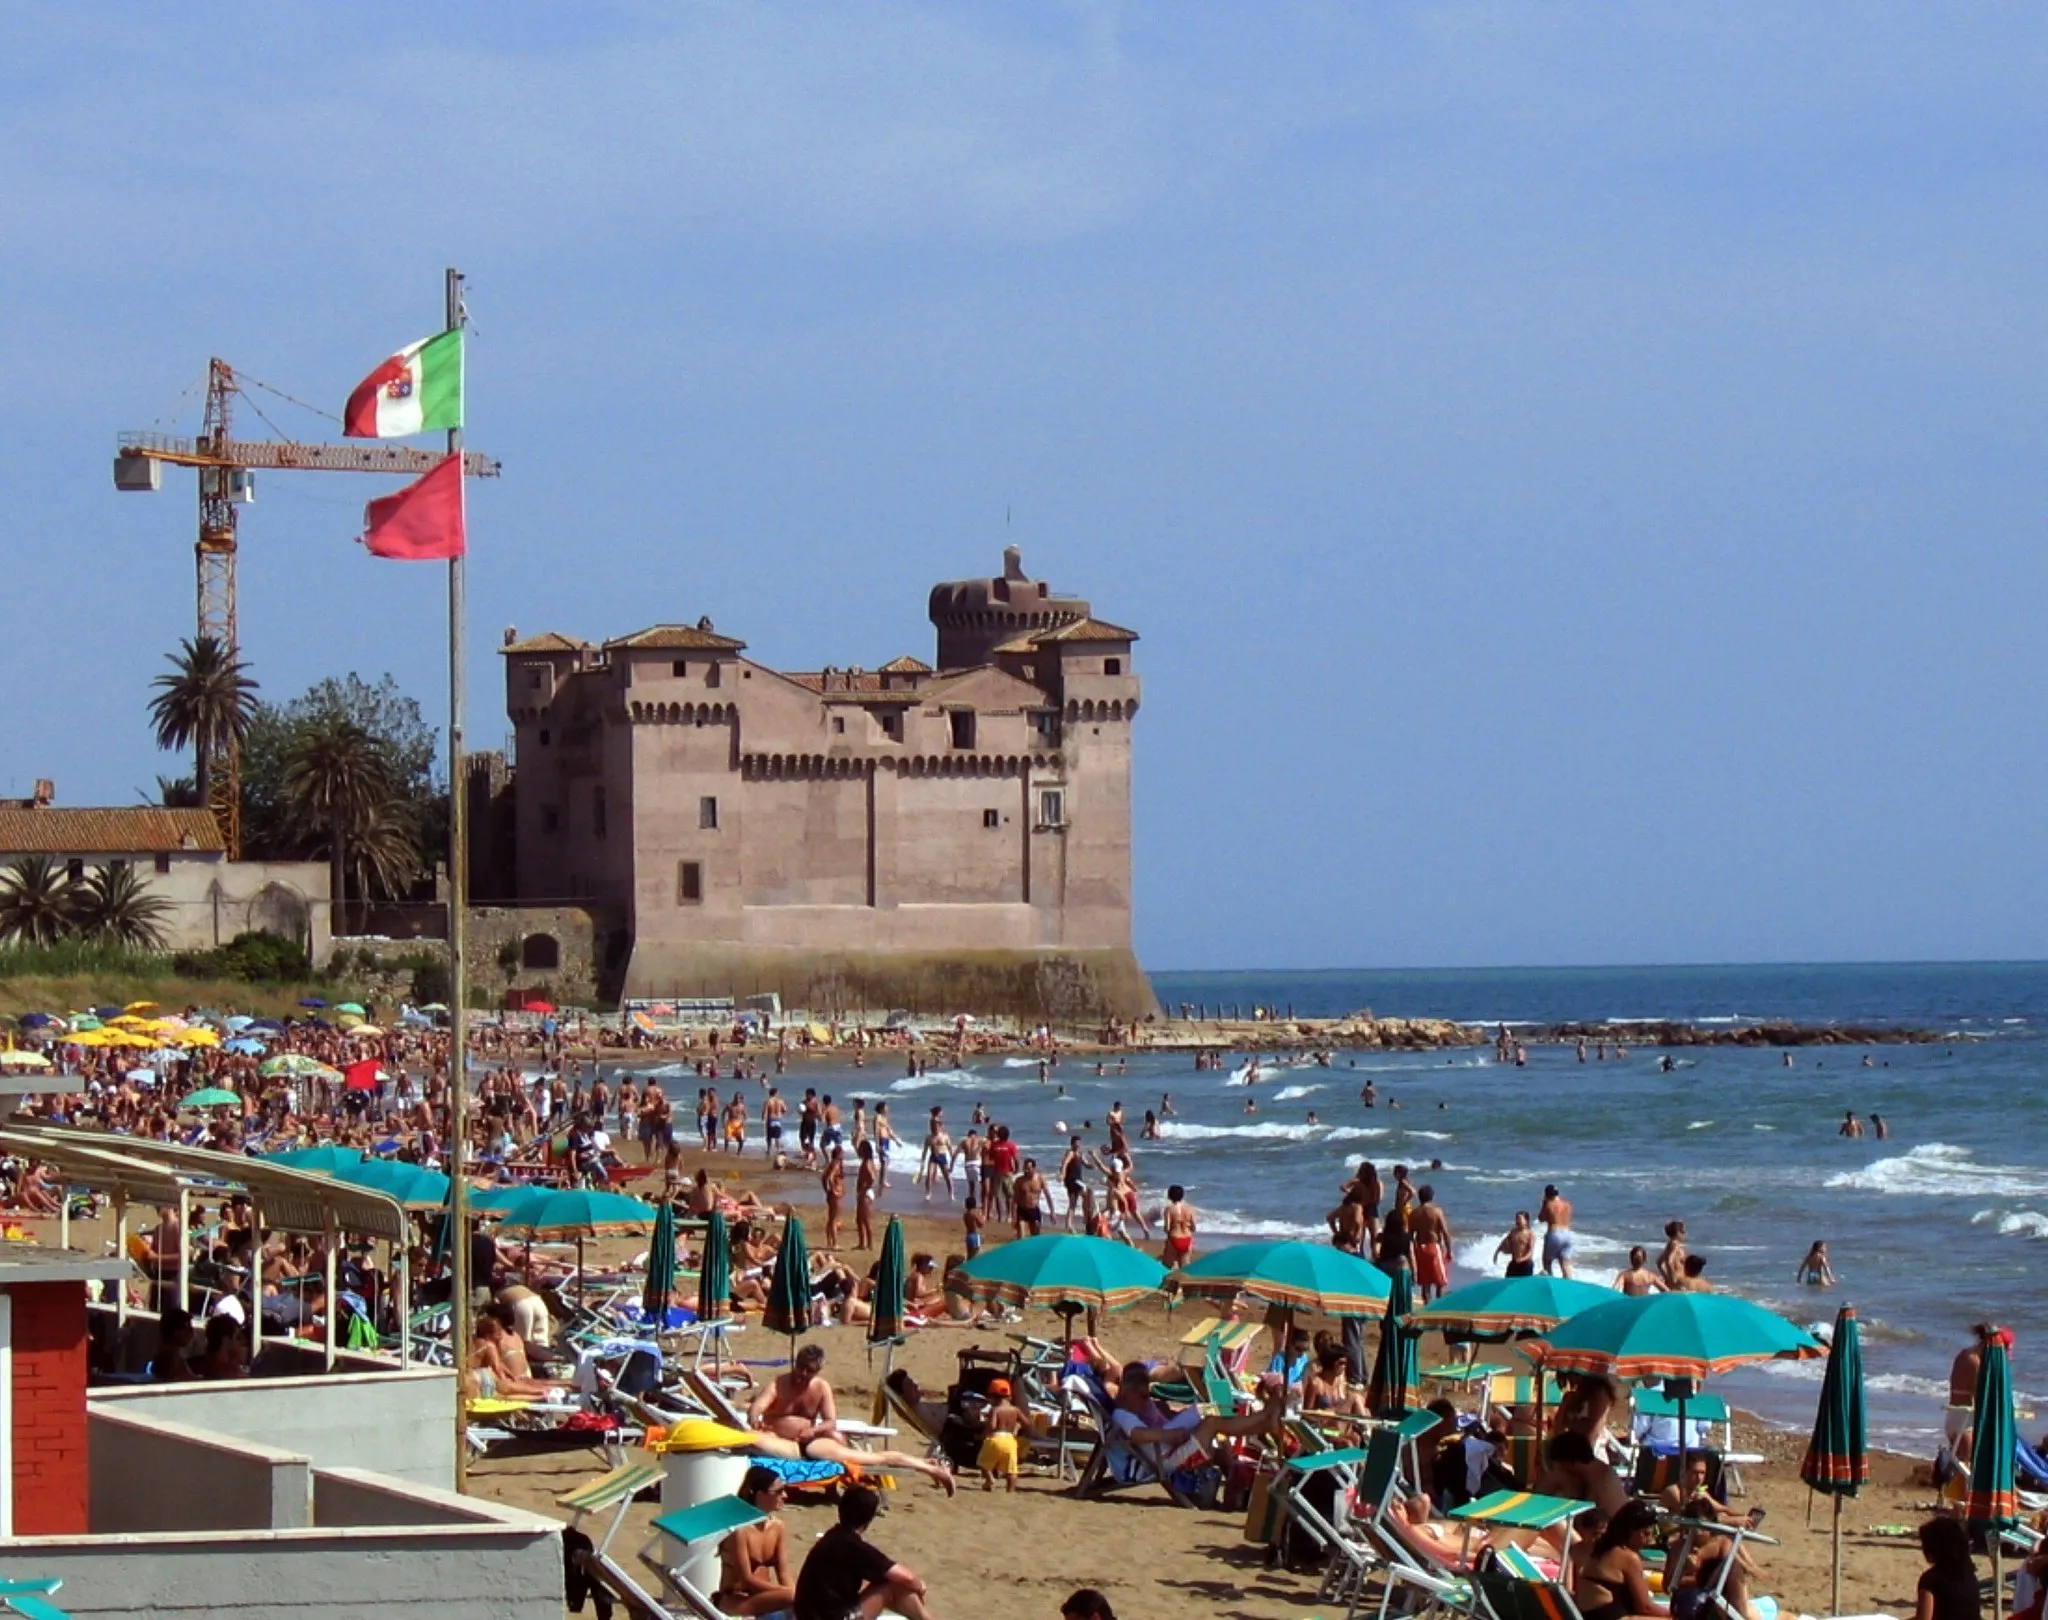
[1520,1292,1823,1382]
[1367,1261,1419,1417]
[867,1216,908,1355]
[1410,1274,1615,1338]
[1801,1305,1868,1617]
[763,1213,810,1346]
[696,1210,731,1325]
[1175,1240,1391,1319]
[643,1199,679,1321]
[498,1187,656,1309]
[1968,1336,2018,1602]
[264,1144,367,1173]
[952,1234,1166,1317]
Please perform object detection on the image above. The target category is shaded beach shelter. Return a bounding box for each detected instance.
[1799,1305,1868,1617]
[1522,1291,1823,1449]
[177,1086,241,1110]
[0,1052,53,1070]
[224,1037,267,1056]
[953,1233,1166,1342]
[259,1053,331,1079]
[643,1199,679,1322]
[298,997,327,1009]
[264,1143,367,1173]
[332,1158,450,1210]
[1412,1274,1644,1339]
[1367,1261,1419,1417]
[469,1183,542,1217]
[1967,1336,2019,1603]
[762,1213,810,1350]
[18,1012,60,1030]
[498,1187,655,1306]
[335,1002,367,1017]
[867,1215,908,1363]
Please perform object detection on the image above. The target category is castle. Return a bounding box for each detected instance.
[492,549,1154,1020]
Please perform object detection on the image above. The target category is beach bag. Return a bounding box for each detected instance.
[1242,1468,1281,1544]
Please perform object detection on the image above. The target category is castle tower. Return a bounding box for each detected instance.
[927,546,1091,672]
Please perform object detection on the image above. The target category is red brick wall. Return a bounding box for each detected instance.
[8,1282,88,1536]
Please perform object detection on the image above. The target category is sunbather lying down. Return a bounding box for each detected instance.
[748,1344,957,1495]
[1109,1362,1286,1471]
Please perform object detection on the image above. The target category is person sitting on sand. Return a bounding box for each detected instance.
[904,1253,945,1317]
[1108,1361,1284,1475]
[748,1344,956,1493]
[1573,1500,1667,1620]
[716,1466,797,1616]
[792,1484,940,1620]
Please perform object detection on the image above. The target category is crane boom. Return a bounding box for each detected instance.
[116,431,500,478]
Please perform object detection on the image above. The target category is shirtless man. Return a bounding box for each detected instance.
[1538,1184,1576,1278]
[1160,1184,1197,1270]
[1013,1160,1048,1238]
[748,1344,955,1492]
[1409,1186,1452,1302]
[1948,1324,1999,1450]
[763,1087,788,1169]
[821,1146,847,1249]
[1494,1211,1536,1277]
[1657,1220,1689,1291]
[1615,1245,1664,1295]
[1838,1110,1864,1139]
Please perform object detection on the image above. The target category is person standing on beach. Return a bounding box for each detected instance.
[1014,1159,1047,1238]
[820,1094,842,1155]
[1328,1187,1369,1255]
[1948,1325,1999,1450]
[821,1147,847,1249]
[1657,1221,1689,1290]
[1495,1212,1536,1277]
[1615,1247,1663,1295]
[1161,1184,1197,1270]
[1410,1186,1452,1301]
[959,1126,983,1212]
[855,1142,878,1250]
[1060,1137,1088,1230]
[764,1087,787,1168]
[798,1089,819,1168]
[1539,1184,1576,1278]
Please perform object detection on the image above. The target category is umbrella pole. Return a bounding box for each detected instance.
[1830,1494,1842,1617]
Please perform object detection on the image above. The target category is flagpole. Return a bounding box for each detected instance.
[444,265,472,1493]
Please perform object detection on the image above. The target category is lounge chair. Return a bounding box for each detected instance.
[0,1578,69,1620]
[1065,1373,1203,1507]
[1469,1558,1586,1620]
[872,1381,947,1463]
[636,1496,767,1620]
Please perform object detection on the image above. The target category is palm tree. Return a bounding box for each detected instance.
[74,863,174,950]
[283,720,395,931]
[147,635,260,806]
[348,795,424,917]
[0,856,81,946]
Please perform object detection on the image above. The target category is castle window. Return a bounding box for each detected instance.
[154,852,172,874]
[521,933,560,970]
[542,805,560,834]
[678,860,703,904]
[881,713,903,741]
[706,662,722,689]
[1033,711,1060,744]
[593,785,608,839]
[527,668,544,690]
[700,795,719,830]
[1038,789,1065,829]
[949,710,976,749]
[983,809,1001,829]
[672,659,688,677]
[1104,657,1122,676]
[833,716,846,734]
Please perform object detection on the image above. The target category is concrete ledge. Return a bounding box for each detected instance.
[89,1406,311,1532]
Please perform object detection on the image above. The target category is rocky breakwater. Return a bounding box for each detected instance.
[1147,1015,1484,1051]
[1537,1021,1945,1047]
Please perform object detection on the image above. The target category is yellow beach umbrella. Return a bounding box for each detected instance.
[124,1001,160,1013]
[66,1030,110,1047]
[0,1052,52,1070]
[175,1029,221,1048]
[346,1025,385,1039]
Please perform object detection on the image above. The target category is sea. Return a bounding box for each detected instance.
[621,961,2048,1452]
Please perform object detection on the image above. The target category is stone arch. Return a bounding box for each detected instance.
[1066,699,1080,721]
[521,932,560,971]
[1110,699,1124,721]
[241,881,310,943]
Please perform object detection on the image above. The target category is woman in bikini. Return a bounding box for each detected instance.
[1574,1500,1667,1620]
[715,1466,796,1616]
[855,1141,878,1250]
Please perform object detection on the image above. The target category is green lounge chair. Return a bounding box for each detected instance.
[0,1579,69,1620]
[558,1458,666,1560]
[1470,1561,1586,1620]
[639,1496,770,1620]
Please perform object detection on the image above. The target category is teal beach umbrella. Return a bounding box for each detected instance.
[1409,1274,1615,1338]
[332,1158,451,1209]
[497,1187,655,1308]
[763,1214,811,1346]
[1367,1261,1418,1417]
[868,1215,908,1354]
[1521,1292,1824,1381]
[696,1210,731,1324]
[1800,1305,1868,1616]
[1967,1336,2018,1603]
[952,1234,1166,1318]
[1175,1240,1391,1318]
[178,1086,240,1110]
[643,1199,678,1321]
[264,1144,366,1173]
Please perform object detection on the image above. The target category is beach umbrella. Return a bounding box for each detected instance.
[264,1144,367,1173]
[332,1158,451,1209]
[696,1210,731,1324]
[298,998,327,1009]
[868,1215,908,1357]
[1800,1305,1869,1616]
[497,1187,656,1307]
[18,1013,59,1030]
[178,1086,241,1110]
[1411,1274,1626,1339]
[175,1028,221,1048]
[1367,1261,1419,1417]
[224,1037,267,1055]
[335,1002,367,1017]
[643,1199,679,1321]
[1175,1240,1391,1319]
[1967,1336,2019,1603]
[470,1184,542,1217]
[346,1025,386,1039]
[762,1214,811,1348]
[124,1000,159,1013]
[0,1051,52,1070]
[224,1015,253,1031]
[952,1233,1167,1340]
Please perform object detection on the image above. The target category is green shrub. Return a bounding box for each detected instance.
[409,957,451,1006]
[171,930,312,984]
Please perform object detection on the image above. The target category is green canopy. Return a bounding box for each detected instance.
[1367,1261,1418,1417]
[1801,1304,1869,1618]
[1410,1274,1615,1338]
[643,1200,679,1321]
[335,1002,367,1017]
[1174,1240,1390,1317]
[763,1214,810,1343]
[495,1188,655,1240]
[951,1234,1166,1315]
[330,1158,452,1209]
[259,1053,334,1078]
[468,1183,540,1216]
[1522,1291,1824,1382]
[177,1087,241,1110]
[696,1210,731,1324]
[868,1215,908,1349]
[263,1144,367,1173]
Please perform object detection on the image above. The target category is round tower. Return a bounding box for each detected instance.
[926,546,1091,671]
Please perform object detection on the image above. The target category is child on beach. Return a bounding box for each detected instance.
[977,1378,1026,1491]
[962,1197,983,1259]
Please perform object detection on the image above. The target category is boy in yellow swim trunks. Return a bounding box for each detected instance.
[977,1379,1027,1492]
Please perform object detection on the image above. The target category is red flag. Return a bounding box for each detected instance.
[343,1058,382,1093]
[361,453,465,560]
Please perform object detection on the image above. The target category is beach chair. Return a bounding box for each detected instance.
[872,1381,947,1462]
[1469,1558,1586,1620]
[557,1457,666,1561]
[635,1496,764,1620]
[0,1577,69,1620]
[1630,1388,1763,1495]
[1065,1374,1202,1508]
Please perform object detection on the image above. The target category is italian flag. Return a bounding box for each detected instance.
[344,328,463,438]
[360,454,465,561]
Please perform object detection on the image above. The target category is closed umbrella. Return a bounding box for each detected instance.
[696,1210,731,1324]
[643,1199,678,1322]
[868,1215,908,1358]
[1800,1305,1869,1616]
[763,1214,811,1348]
[1967,1336,2018,1605]
[1367,1261,1419,1417]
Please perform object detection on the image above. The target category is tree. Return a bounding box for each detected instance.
[283,719,395,932]
[154,774,200,808]
[74,863,173,949]
[0,856,81,946]
[147,636,260,807]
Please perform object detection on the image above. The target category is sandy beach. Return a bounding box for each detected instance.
[461,1149,1954,1620]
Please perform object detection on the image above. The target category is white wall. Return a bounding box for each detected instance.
[88,1407,310,1532]
[90,1368,456,1489]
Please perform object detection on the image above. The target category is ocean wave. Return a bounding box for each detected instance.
[1403,1129,1454,1142]
[1272,1084,1323,1101]
[1971,1208,2048,1240]
[1201,1209,1328,1241]
[1823,1142,2048,1200]
[885,1069,1027,1094]
[1001,1058,1046,1068]
[1452,1229,1631,1275]
[1154,1120,1389,1145]
[1687,1120,1715,1131]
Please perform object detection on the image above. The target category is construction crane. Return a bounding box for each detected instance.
[115,358,499,855]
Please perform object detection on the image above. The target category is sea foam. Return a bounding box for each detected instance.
[1824,1142,2048,1200]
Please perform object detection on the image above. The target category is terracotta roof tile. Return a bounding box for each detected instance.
[1033,617,1139,643]
[878,655,932,674]
[606,624,748,652]
[500,632,592,655]
[0,808,223,856]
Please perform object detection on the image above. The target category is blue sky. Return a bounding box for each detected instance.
[3,5,2044,969]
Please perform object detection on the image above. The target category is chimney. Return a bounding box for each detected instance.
[31,779,53,808]
[1002,545,1026,582]
[502,626,518,647]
